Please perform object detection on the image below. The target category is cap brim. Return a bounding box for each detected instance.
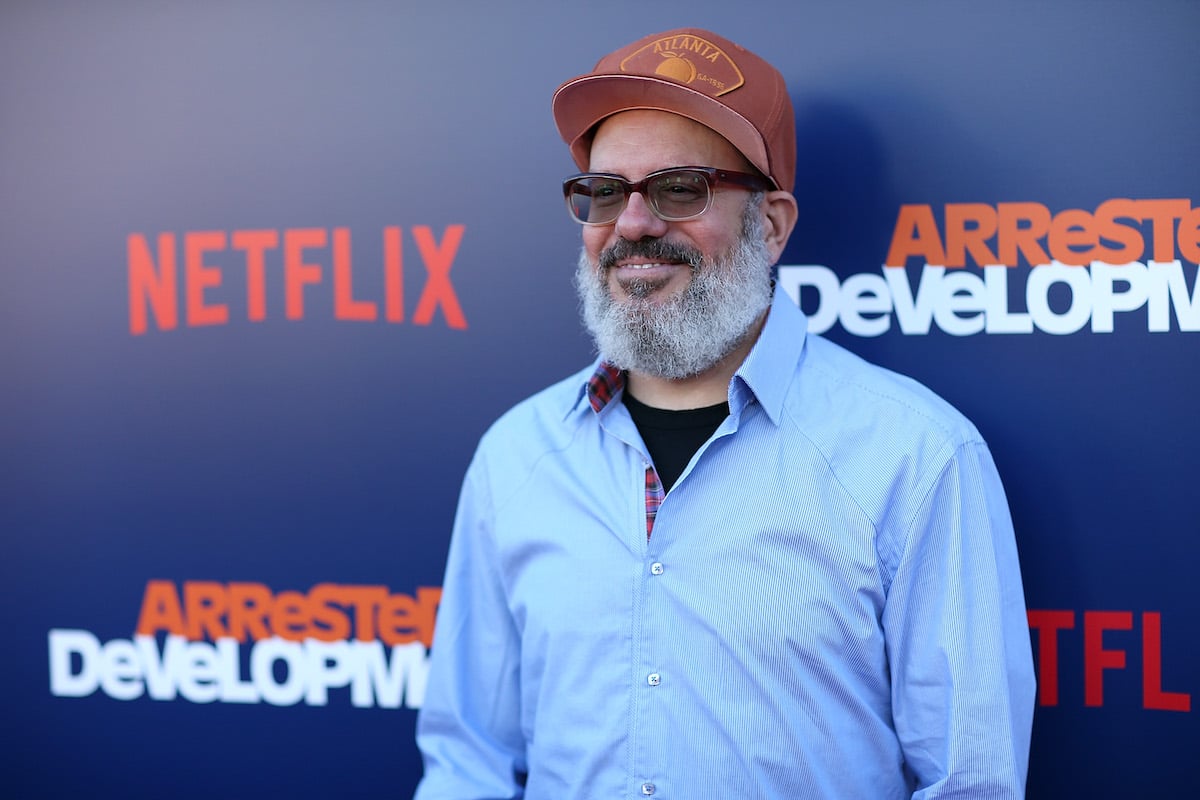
[552,73,775,188]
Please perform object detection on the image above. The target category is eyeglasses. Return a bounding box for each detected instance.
[562,166,771,226]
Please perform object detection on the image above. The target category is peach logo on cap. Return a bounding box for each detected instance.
[620,34,745,97]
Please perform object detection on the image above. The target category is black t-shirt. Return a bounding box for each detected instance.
[622,391,730,493]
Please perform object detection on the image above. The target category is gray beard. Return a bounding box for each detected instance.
[574,198,773,380]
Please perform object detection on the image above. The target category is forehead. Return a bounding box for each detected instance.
[587,109,750,177]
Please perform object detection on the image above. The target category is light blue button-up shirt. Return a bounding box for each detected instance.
[415,285,1035,799]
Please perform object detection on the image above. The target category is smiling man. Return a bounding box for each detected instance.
[414,27,1034,800]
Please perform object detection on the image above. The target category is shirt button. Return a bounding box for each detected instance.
[650,562,664,575]
[647,672,661,686]
[641,782,656,796]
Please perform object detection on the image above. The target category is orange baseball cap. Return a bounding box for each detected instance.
[552,28,796,192]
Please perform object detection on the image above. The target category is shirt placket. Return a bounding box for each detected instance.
[644,464,664,541]
[586,361,668,795]
[630,458,667,796]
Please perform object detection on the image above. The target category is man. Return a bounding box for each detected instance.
[415,27,1034,800]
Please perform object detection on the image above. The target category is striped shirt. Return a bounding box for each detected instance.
[415,284,1035,799]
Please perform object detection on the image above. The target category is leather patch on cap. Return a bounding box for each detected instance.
[619,33,745,97]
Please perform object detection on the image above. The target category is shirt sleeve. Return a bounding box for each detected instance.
[413,453,527,800]
[882,440,1036,799]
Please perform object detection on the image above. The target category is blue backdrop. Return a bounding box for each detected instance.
[3,2,1197,797]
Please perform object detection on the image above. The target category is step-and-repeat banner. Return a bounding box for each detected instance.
[3,2,1196,797]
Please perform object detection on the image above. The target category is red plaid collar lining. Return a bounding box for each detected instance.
[585,361,625,413]
[584,361,664,541]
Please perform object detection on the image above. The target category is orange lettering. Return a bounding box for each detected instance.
[137,580,443,646]
[885,205,945,267]
[1092,199,1145,264]
[185,231,229,326]
[1027,609,1074,706]
[284,228,326,320]
[271,590,312,641]
[135,579,186,637]
[1176,206,1200,264]
[384,226,404,322]
[416,586,441,648]
[378,594,418,646]
[1048,209,1098,266]
[997,203,1051,267]
[333,227,377,321]
[336,585,388,642]
[1084,610,1132,707]
[308,583,353,642]
[376,588,441,647]
[412,225,467,328]
[183,580,230,640]
[127,233,178,334]
[1138,199,1190,262]
[1142,612,1191,712]
[232,230,279,322]
[226,582,273,643]
[944,203,998,268]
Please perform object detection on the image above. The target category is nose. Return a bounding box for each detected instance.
[613,190,670,241]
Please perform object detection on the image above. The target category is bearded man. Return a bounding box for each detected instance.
[415,27,1034,800]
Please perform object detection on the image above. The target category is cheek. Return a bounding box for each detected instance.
[581,227,609,261]
[693,218,745,263]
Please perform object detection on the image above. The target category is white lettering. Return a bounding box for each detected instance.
[137,634,183,700]
[984,266,1033,334]
[351,640,430,709]
[100,639,145,701]
[1090,261,1149,333]
[215,637,259,703]
[933,269,987,336]
[778,265,839,334]
[177,640,221,703]
[777,260,1198,337]
[49,629,101,697]
[46,630,431,708]
[1150,260,1200,331]
[304,639,355,706]
[840,273,892,336]
[1026,262,1091,334]
[885,265,941,335]
[252,637,306,706]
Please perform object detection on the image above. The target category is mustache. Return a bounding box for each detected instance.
[597,237,704,271]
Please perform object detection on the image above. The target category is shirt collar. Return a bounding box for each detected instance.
[585,360,624,413]
[566,283,808,423]
[728,282,809,426]
[562,358,622,420]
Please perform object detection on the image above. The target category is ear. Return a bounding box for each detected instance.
[758,190,799,265]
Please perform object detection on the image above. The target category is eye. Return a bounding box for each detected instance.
[665,183,702,198]
[590,180,624,205]
[653,173,706,205]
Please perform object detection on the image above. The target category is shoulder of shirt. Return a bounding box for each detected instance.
[783,333,1006,589]
[468,361,598,472]
[782,333,1002,594]
[790,332,983,447]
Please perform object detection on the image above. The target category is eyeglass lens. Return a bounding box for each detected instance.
[566,169,711,224]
